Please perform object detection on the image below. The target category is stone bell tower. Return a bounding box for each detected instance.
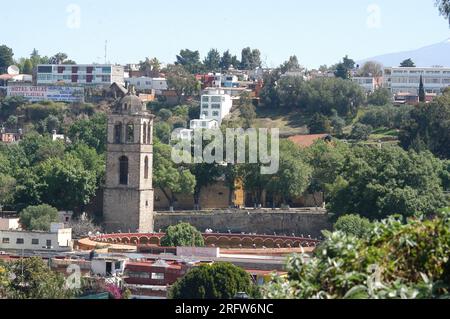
[103,90,155,233]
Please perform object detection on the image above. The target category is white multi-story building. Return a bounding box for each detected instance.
[36,64,125,87]
[0,223,72,252]
[125,77,168,93]
[200,89,233,124]
[383,67,450,95]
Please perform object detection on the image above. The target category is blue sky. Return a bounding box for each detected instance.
[2,0,449,68]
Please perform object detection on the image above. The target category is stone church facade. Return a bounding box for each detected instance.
[103,92,155,233]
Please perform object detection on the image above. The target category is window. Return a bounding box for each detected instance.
[143,122,147,144]
[115,261,122,270]
[151,273,165,280]
[2,238,10,244]
[101,75,111,82]
[212,111,220,117]
[114,123,122,144]
[102,67,112,73]
[32,239,39,245]
[37,66,52,73]
[127,123,134,143]
[16,238,24,244]
[144,156,149,179]
[119,156,129,185]
[211,103,221,109]
[202,96,209,102]
[211,96,221,103]
[46,240,52,247]
[147,124,152,144]
[202,111,209,117]
[202,103,209,109]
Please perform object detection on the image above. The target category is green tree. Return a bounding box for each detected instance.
[154,122,172,144]
[0,174,16,208]
[153,142,196,208]
[436,0,450,18]
[240,47,261,70]
[334,63,350,79]
[419,75,426,103]
[399,92,450,158]
[309,113,332,134]
[21,58,33,74]
[357,61,383,77]
[367,88,392,106]
[19,204,58,231]
[334,214,372,238]
[6,257,74,299]
[0,45,14,73]
[67,113,107,154]
[238,92,256,128]
[280,55,301,73]
[220,50,235,70]
[20,133,66,165]
[328,145,446,220]
[0,96,27,120]
[350,123,372,141]
[176,49,203,74]
[161,222,204,247]
[203,49,221,72]
[169,262,259,299]
[49,52,70,65]
[267,140,312,205]
[37,154,97,210]
[400,58,416,67]
[166,64,200,104]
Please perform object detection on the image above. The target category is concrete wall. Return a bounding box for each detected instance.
[154,210,332,238]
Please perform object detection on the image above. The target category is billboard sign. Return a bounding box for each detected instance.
[7,86,84,103]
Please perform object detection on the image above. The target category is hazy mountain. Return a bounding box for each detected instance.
[358,39,450,67]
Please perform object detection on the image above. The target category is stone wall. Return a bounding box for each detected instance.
[154,209,332,238]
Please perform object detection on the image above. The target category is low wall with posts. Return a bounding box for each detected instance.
[154,209,332,239]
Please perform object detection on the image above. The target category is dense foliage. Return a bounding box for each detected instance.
[160,222,205,247]
[169,263,260,299]
[399,92,450,159]
[1,257,74,299]
[263,209,450,299]
[334,214,372,238]
[19,204,58,231]
[327,145,446,220]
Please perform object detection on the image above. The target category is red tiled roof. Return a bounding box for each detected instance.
[288,134,331,148]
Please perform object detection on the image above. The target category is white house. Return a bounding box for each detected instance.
[190,118,219,130]
[91,256,127,277]
[200,89,233,124]
[0,223,72,251]
[125,77,168,94]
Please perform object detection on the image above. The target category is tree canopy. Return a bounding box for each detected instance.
[19,204,58,231]
[169,262,259,299]
[160,222,205,247]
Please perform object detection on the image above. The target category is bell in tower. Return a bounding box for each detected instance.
[103,89,155,233]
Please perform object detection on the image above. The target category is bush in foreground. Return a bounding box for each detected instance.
[263,208,450,299]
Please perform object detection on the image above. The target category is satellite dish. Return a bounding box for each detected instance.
[7,65,20,75]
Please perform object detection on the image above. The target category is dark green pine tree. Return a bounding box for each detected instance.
[419,75,426,102]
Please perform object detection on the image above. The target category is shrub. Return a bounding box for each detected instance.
[334,214,372,238]
[169,263,260,299]
[161,222,205,247]
[19,204,58,231]
[263,209,450,299]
